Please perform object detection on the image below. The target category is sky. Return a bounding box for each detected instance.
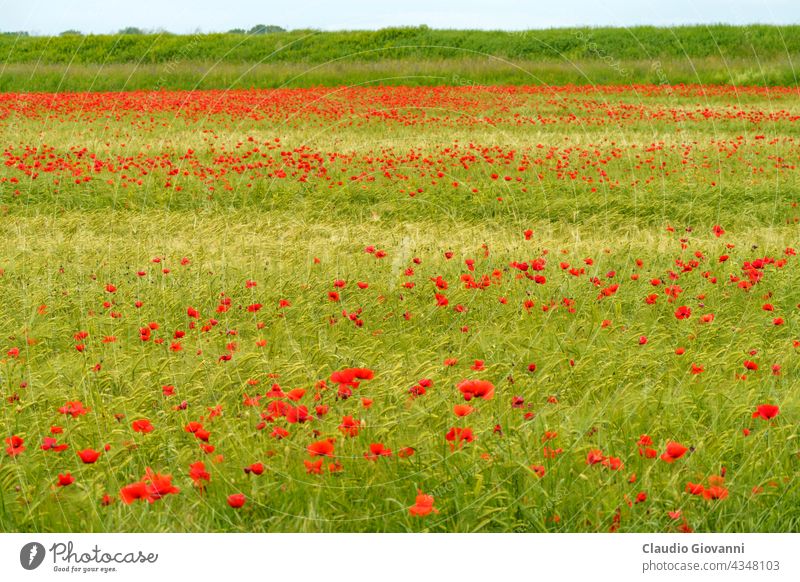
[3,0,798,35]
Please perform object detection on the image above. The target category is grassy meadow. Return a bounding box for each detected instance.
[0,34,798,532]
[2,25,800,90]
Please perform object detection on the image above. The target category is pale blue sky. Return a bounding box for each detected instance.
[3,0,798,35]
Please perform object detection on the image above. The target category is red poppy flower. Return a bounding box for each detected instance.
[189,461,211,486]
[41,437,68,452]
[752,404,779,420]
[77,448,101,464]
[674,305,692,319]
[329,367,374,389]
[703,486,729,500]
[120,481,149,504]
[131,419,154,433]
[445,427,474,449]
[227,493,246,508]
[685,482,705,495]
[271,427,289,439]
[586,449,605,465]
[338,416,361,437]
[286,405,311,424]
[457,379,495,401]
[143,468,180,501]
[5,435,25,457]
[244,462,264,475]
[304,459,323,474]
[307,438,335,457]
[453,404,474,417]
[56,473,75,487]
[364,443,392,461]
[59,400,90,417]
[409,491,438,516]
[660,442,689,463]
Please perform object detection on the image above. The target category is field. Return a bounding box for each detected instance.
[0,82,799,532]
[2,25,800,91]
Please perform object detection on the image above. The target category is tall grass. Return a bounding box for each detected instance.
[1,25,799,91]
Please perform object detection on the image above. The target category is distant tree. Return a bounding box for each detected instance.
[248,24,285,35]
[118,27,145,35]
[0,31,29,36]
[59,30,83,36]
[227,28,246,34]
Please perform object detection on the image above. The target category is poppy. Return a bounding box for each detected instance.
[307,438,335,457]
[304,459,323,474]
[685,482,705,496]
[59,400,90,417]
[364,443,392,461]
[227,494,246,508]
[5,435,25,457]
[530,465,546,478]
[244,462,264,475]
[189,461,211,486]
[703,486,729,500]
[660,442,689,463]
[586,449,605,465]
[41,437,68,452]
[457,379,495,401]
[286,405,311,424]
[453,404,474,417]
[143,468,180,501]
[338,416,361,437]
[120,482,148,504]
[185,421,204,434]
[445,427,474,449]
[56,473,75,487]
[330,367,374,388]
[271,427,289,439]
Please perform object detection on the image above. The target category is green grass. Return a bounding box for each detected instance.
[5,25,800,63]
